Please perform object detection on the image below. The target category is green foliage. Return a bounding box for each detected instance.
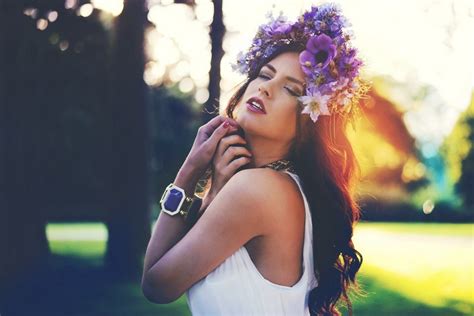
[409,182,462,212]
[440,91,474,185]
[440,91,474,212]
[148,85,202,206]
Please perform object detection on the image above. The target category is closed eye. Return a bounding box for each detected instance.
[257,73,301,97]
[257,73,271,80]
[285,87,301,97]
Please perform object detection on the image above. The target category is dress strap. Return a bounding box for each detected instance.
[282,170,319,289]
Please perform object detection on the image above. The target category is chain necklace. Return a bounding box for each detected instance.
[260,159,296,173]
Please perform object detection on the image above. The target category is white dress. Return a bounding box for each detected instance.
[185,171,319,316]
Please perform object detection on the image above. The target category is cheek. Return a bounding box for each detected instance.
[245,81,258,95]
[274,101,299,129]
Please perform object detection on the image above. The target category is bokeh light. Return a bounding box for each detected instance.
[79,3,94,17]
[137,0,474,150]
[91,0,124,16]
[36,18,48,31]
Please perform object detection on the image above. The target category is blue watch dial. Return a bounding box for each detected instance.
[164,188,184,211]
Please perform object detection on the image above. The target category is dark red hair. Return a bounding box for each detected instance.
[223,45,366,315]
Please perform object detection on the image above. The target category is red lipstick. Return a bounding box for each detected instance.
[246,97,266,114]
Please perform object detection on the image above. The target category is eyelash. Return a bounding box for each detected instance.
[257,73,300,97]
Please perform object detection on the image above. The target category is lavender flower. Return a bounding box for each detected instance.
[231,2,370,124]
[299,34,337,73]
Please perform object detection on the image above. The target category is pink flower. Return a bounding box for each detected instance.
[298,92,331,122]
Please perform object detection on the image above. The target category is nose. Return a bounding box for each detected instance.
[258,84,271,98]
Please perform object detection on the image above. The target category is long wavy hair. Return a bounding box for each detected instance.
[216,44,366,315]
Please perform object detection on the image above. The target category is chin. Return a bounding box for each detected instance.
[235,104,266,136]
[236,113,266,138]
[235,109,251,130]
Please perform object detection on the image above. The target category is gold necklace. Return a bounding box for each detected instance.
[260,159,296,173]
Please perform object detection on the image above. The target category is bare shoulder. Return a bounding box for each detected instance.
[221,168,305,228]
[229,168,303,200]
[229,167,295,187]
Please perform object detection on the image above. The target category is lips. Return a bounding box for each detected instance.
[246,97,266,114]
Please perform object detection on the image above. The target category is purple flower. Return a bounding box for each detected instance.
[299,34,337,74]
[232,3,369,124]
[302,7,318,22]
[272,22,292,35]
[314,20,325,31]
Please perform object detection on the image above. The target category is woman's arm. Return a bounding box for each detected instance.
[141,168,287,303]
[141,116,240,299]
[142,164,200,276]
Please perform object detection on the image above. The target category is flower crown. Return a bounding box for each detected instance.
[231,3,371,125]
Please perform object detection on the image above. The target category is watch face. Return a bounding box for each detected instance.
[164,188,184,212]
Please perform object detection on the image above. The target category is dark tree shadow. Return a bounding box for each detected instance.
[2,252,471,316]
[0,253,190,316]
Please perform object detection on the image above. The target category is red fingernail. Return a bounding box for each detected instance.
[223,121,230,128]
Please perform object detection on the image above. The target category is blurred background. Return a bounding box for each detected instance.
[0,0,473,315]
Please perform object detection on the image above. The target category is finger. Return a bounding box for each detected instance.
[198,116,225,139]
[225,117,239,128]
[226,156,252,173]
[216,135,247,158]
[201,116,238,138]
[222,134,247,146]
[199,121,238,146]
[215,138,226,161]
[221,146,252,166]
[203,120,233,154]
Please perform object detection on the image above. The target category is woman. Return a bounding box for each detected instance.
[142,3,369,315]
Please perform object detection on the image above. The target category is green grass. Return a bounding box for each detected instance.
[4,221,471,316]
[354,221,474,315]
[346,274,470,316]
[357,221,474,237]
[358,264,473,315]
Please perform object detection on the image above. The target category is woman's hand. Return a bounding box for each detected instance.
[211,133,253,196]
[197,131,253,218]
[175,115,239,196]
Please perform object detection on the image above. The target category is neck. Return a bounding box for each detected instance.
[244,133,292,168]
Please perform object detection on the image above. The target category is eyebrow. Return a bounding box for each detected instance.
[262,64,306,90]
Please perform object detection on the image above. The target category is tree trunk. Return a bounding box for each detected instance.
[0,1,50,294]
[202,0,225,124]
[104,0,152,280]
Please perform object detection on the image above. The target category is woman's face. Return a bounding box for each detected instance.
[235,51,306,144]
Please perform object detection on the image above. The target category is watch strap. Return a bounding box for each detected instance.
[179,194,202,224]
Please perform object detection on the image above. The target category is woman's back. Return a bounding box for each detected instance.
[186,171,319,315]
